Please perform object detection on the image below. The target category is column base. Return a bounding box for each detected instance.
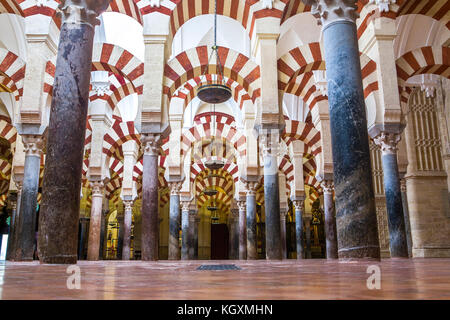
[338,246,381,260]
[39,255,77,264]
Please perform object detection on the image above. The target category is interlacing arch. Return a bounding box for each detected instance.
[103,119,141,162]
[180,117,246,157]
[190,158,239,183]
[107,0,143,25]
[396,46,450,89]
[0,47,26,100]
[195,167,234,209]
[396,0,450,29]
[0,0,24,16]
[0,120,17,151]
[282,120,321,156]
[164,46,261,102]
[173,75,252,110]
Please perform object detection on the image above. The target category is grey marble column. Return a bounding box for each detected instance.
[6,193,17,261]
[237,199,247,260]
[78,217,89,260]
[304,216,312,259]
[99,197,109,259]
[188,209,197,259]
[400,178,413,257]
[37,0,110,264]
[321,180,338,259]
[16,136,43,261]
[194,216,200,259]
[231,208,240,259]
[87,181,104,261]
[374,133,408,258]
[122,200,134,260]
[140,134,161,261]
[180,200,191,260]
[242,181,258,260]
[302,0,380,259]
[9,181,22,261]
[280,207,288,259]
[168,180,183,260]
[260,132,282,260]
[292,199,305,259]
[117,215,124,259]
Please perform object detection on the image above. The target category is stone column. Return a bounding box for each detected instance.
[117,215,124,259]
[100,208,109,260]
[16,135,43,261]
[180,200,191,260]
[6,193,17,260]
[260,131,282,260]
[38,0,110,264]
[292,199,305,259]
[321,180,338,259]
[87,181,104,261]
[242,181,258,260]
[188,209,197,259]
[140,134,161,261]
[237,199,247,260]
[303,0,380,259]
[304,215,312,259]
[194,216,200,259]
[400,178,413,257]
[122,200,134,260]
[78,217,89,260]
[168,180,183,260]
[229,208,239,260]
[374,132,408,257]
[9,181,22,261]
[280,207,288,259]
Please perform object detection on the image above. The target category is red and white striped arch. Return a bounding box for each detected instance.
[397,0,449,29]
[0,119,17,150]
[0,159,11,180]
[92,43,144,94]
[103,119,140,161]
[0,47,26,100]
[107,0,143,25]
[190,158,239,183]
[278,155,294,183]
[396,46,450,89]
[0,0,24,16]
[305,174,322,194]
[164,46,261,102]
[173,75,252,110]
[282,120,321,156]
[181,120,246,157]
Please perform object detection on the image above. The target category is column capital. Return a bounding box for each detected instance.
[140,133,161,156]
[320,179,334,195]
[400,178,406,193]
[301,0,359,29]
[231,208,239,219]
[236,200,246,211]
[22,135,45,157]
[180,200,191,212]
[58,0,110,29]
[123,200,134,211]
[280,207,288,219]
[373,132,401,155]
[90,180,104,197]
[168,180,183,196]
[14,180,23,193]
[241,179,260,196]
[292,199,304,211]
[259,129,280,158]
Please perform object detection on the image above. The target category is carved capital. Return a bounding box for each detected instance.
[259,131,280,158]
[141,133,161,156]
[181,200,191,212]
[14,180,23,193]
[123,200,134,212]
[90,180,104,196]
[168,181,183,196]
[400,178,406,193]
[231,208,239,219]
[373,132,401,155]
[243,180,260,196]
[368,0,396,13]
[320,179,334,195]
[236,200,246,211]
[292,199,304,211]
[58,0,110,28]
[22,135,44,157]
[301,0,359,29]
[261,0,275,9]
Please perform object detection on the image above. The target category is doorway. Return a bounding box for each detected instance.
[210,223,229,260]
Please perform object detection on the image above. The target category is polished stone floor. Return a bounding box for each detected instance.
[0,259,449,299]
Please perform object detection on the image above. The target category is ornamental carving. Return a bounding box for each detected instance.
[292,199,304,211]
[141,134,161,156]
[373,132,401,155]
[301,0,359,28]
[22,135,44,157]
[58,0,111,28]
[320,180,334,195]
[168,181,183,196]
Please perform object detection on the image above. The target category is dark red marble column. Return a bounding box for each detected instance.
[140,134,161,261]
[37,0,110,264]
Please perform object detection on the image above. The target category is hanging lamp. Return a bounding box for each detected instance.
[197,0,232,104]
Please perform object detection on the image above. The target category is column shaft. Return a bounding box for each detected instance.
[17,149,41,261]
[87,189,103,261]
[238,206,247,260]
[38,16,100,264]
[122,202,133,260]
[181,209,189,260]
[400,179,413,257]
[246,194,257,259]
[381,152,408,257]
[188,212,196,259]
[294,202,304,259]
[323,20,380,259]
[169,194,180,260]
[305,217,312,259]
[141,147,159,261]
[6,199,17,260]
[194,217,200,259]
[280,215,287,259]
[322,182,338,259]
